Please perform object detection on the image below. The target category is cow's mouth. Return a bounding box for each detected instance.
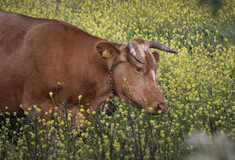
[131,100,166,115]
[121,95,166,115]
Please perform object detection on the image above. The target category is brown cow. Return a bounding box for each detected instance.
[0,11,177,124]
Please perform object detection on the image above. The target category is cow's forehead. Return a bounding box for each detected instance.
[134,41,157,69]
[119,40,158,69]
[136,43,148,58]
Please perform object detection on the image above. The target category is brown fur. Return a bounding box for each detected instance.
[0,11,166,124]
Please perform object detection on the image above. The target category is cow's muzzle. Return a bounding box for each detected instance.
[157,103,167,113]
[148,101,167,114]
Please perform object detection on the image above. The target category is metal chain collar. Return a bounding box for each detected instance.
[101,62,122,116]
[109,65,117,97]
[109,60,123,97]
[102,44,122,116]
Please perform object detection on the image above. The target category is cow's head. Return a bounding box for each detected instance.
[96,39,177,114]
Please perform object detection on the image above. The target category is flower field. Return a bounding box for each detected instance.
[0,0,234,159]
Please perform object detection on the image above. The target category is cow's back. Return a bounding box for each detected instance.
[0,11,49,55]
[0,11,49,114]
[0,11,103,116]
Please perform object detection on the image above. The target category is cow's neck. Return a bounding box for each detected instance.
[84,65,113,113]
[100,64,120,116]
[88,62,120,116]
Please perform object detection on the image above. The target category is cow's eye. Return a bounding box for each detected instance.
[136,66,144,73]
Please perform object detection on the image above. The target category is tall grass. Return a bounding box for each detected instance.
[0,0,234,159]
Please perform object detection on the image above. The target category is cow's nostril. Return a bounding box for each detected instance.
[157,104,161,110]
[157,103,167,113]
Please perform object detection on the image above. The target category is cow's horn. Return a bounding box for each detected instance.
[128,41,144,64]
[148,41,178,53]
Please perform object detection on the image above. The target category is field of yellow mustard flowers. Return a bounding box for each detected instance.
[0,0,234,159]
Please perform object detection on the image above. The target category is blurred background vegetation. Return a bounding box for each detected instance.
[199,0,235,44]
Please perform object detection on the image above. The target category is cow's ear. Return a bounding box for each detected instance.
[152,51,160,63]
[95,41,120,59]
